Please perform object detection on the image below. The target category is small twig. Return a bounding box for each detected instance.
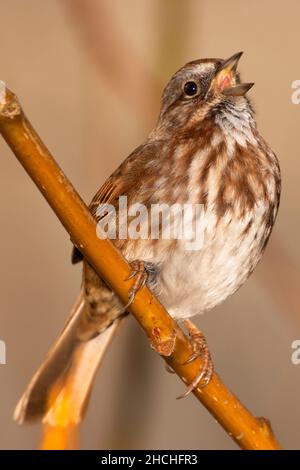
[0,84,281,450]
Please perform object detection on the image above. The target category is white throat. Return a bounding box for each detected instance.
[215,99,256,156]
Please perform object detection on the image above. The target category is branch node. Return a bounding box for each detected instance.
[150,327,176,356]
[258,416,278,442]
[0,84,21,119]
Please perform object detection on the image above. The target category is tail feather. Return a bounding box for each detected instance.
[14,290,120,425]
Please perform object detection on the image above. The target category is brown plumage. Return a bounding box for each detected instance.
[15,52,280,424]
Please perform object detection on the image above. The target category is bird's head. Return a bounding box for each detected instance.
[156,52,254,135]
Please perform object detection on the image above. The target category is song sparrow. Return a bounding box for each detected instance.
[15,52,280,425]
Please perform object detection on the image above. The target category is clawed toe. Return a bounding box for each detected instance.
[165,363,175,374]
[177,319,214,399]
[122,260,148,311]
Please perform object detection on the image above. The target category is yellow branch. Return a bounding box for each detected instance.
[0,84,281,450]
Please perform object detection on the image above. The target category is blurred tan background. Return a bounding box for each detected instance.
[0,0,299,450]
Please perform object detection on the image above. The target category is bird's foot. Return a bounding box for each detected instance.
[123,260,176,356]
[177,319,214,399]
[123,260,156,311]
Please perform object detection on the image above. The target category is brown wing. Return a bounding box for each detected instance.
[71,141,161,263]
[88,178,124,220]
[73,175,130,338]
[73,141,162,339]
[71,166,129,262]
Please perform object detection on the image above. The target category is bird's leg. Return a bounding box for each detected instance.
[123,260,177,357]
[177,319,214,399]
[123,260,156,310]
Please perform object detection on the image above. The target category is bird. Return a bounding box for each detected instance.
[14,52,281,426]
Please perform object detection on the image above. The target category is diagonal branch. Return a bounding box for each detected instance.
[0,84,281,450]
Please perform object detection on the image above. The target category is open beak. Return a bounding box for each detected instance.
[215,51,254,96]
[218,51,244,74]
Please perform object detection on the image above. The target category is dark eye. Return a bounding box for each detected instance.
[183,81,198,97]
